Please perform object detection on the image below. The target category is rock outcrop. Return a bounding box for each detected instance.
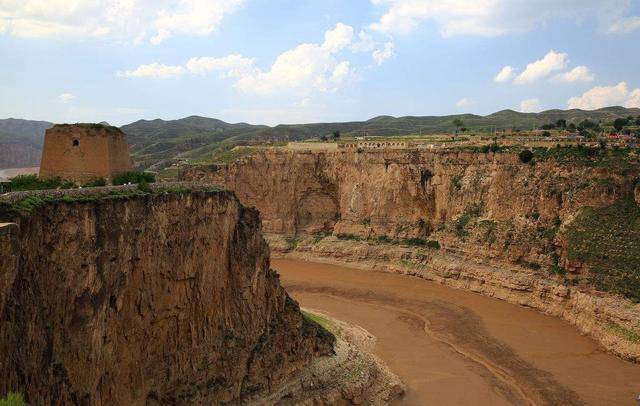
[0,187,334,404]
[182,148,640,361]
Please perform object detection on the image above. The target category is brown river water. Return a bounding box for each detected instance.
[273,259,640,406]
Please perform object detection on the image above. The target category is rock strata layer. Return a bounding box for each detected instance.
[0,188,333,404]
[182,149,640,361]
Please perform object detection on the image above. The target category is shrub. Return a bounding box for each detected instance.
[489,143,501,153]
[336,233,361,241]
[10,174,74,191]
[404,238,440,249]
[519,149,534,163]
[82,177,107,187]
[0,393,26,406]
[112,171,155,185]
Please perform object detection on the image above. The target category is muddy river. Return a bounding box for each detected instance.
[273,259,640,405]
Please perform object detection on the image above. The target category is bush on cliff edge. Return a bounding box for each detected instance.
[112,171,156,186]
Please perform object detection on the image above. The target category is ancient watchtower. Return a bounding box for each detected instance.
[39,124,133,183]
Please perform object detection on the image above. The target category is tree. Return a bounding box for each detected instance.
[613,118,629,132]
[567,123,576,131]
[452,119,464,133]
[635,117,640,126]
[320,135,328,141]
[578,119,596,130]
[556,119,567,129]
[519,149,534,163]
[542,131,551,137]
[332,130,341,139]
[541,123,556,130]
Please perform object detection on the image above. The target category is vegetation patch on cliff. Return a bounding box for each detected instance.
[0,183,223,217]
[565,199,640,301]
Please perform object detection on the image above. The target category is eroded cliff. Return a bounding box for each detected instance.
[182,148,640,361]
[0,186,334,404]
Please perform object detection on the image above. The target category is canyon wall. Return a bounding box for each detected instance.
[0,188,333,404]
[182,148,640,360]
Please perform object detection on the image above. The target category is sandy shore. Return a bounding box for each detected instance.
[274,259,640,406]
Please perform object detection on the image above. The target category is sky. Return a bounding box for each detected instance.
[1,0,640,126]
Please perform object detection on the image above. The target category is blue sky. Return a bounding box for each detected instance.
[1,0,640,126]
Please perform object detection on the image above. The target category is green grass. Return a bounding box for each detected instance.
[0,393,26,406]
[565,199,640,301]
[606,322,640,344]
[301,310,338,343]
[0,186,222,217]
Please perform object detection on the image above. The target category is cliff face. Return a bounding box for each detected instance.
[0,189,332,405]
[182,148,640,360]
[182,149,636,261]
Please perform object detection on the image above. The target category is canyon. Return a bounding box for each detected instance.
[181,148,640,362]
[0,185,402,404]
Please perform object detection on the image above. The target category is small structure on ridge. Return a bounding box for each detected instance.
[39,123,133,183]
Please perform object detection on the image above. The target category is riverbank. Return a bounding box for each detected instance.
[274,259,640,405]
[268,234,640,363]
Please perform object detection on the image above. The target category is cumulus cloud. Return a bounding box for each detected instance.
[456,97,470,108]
[553,66,595,83]
[117,62,185,78]
[185,55,255,77]
[58,93,76,103]
[233,23,355,95]
[372,42,394,66]
[513,50,568,85]
[494,66,516,83]
[567,82,640,110]
[0,0,243,43]
[519,98,542,113]
[627,89,640,109]
[118,23,357,95]
[369,0,640,36]
[351,30,376,52]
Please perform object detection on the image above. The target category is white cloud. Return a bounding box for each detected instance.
[519,98,542,113]
[608,16,640,34]
[117,62,185,78]
[321,22,354,53]
[567,82,640,110]
[186,55,255,77]
[494,65,516,83]
[58,93,76,103]
[456,97,470,108]
[369,0,640,37]
[298,98,312,107]
[372,42,394,65]
[0,0,243,43]
[233,23,355,95]
[513,50,568,85]
[351,30,376,52]
[117,23,377,97]
[553,66,594,83]
[627,89,640,108]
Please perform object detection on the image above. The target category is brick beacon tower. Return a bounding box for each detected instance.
[39,124,133,183]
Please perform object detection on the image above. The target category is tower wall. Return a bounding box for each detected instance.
[39,124,132,183]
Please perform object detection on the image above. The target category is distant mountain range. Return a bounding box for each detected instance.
[1,106,639,170]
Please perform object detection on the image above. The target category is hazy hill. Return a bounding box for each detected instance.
[1,107,639,170]
[0,118,53,169]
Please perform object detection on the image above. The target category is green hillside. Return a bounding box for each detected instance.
[2,106,639,170]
